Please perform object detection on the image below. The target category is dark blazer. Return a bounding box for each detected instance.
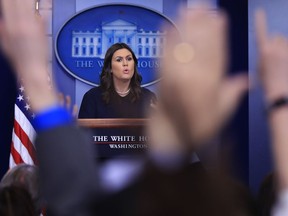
[78,87,156,118]
[36,125,256,216]
[36,125,98,216]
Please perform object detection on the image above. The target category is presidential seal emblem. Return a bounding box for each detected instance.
[55,4,178,86]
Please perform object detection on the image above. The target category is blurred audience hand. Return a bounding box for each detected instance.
[255,10,288,190]
[154,5,248,149]
[256,10,288,103]
[0,0,57,112]
[0,0,47,71]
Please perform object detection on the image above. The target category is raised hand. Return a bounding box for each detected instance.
[0,0,57,112]
[255,10,288,189]
[157,5,248,147]
[255,9,288,103]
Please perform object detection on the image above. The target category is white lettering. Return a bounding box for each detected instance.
[97,60,104,67]
[110,136,136,142]
[76,60,94,68]
[139,136,149,142]
[93,136,108,142]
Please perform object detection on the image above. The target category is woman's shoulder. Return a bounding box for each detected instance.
[84,86,103,97]
[141,87,156,99]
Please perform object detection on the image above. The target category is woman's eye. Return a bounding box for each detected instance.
[116,58,122,62]
[127,57,133,61]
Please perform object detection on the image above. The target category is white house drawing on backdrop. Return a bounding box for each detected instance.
[71,19,166,58]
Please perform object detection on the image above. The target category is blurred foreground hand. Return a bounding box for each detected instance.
[255,10,288,190]
[150,5,248,152]
[0,0,57,112]
[255,10,288,103]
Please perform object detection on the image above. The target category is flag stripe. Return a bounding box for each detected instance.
[10,142,24,164]
[14,104,36,142]
[9,154,16,168]
[13,120,37,164]
[12,130,34,165]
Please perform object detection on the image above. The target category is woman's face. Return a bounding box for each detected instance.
[111,48,135,82]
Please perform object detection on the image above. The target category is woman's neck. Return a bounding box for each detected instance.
[113,78,131,93]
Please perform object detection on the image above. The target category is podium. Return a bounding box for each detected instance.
[77,119,149,157]
[78,118,149,128]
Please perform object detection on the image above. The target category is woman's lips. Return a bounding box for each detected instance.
[123,69,129,74]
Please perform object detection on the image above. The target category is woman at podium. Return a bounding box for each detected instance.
[78,43,156,118]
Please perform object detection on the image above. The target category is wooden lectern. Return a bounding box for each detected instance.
[77,118,149,128]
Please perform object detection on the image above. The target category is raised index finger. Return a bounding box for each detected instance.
[255,9,268,49]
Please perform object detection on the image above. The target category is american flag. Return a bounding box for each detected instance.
[9,85,38,168]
